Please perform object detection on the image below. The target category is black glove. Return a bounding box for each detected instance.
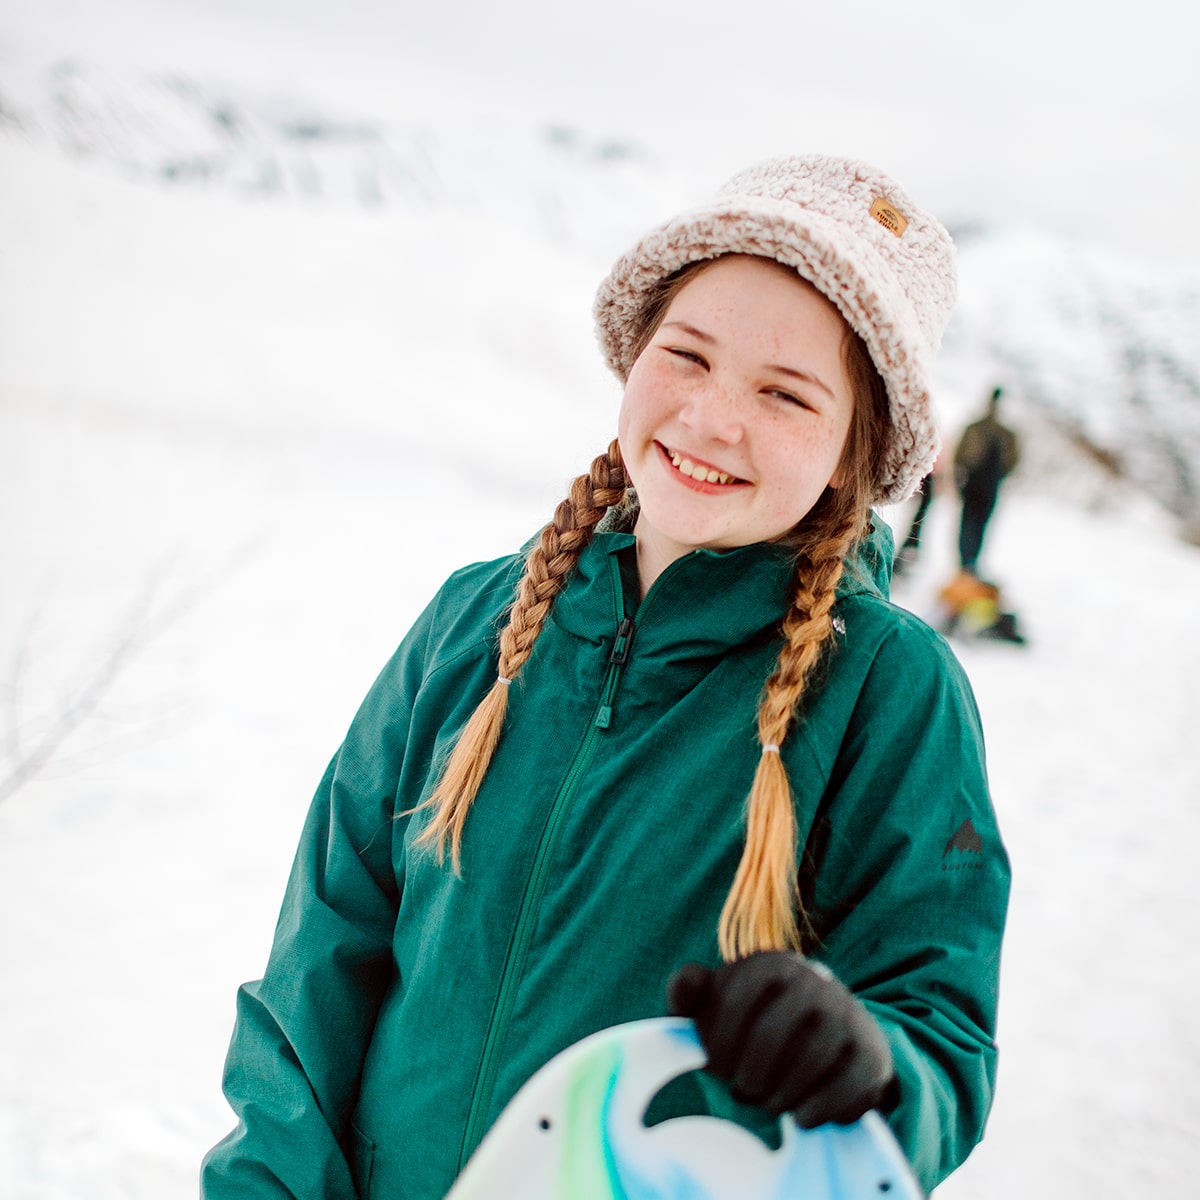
[667,951,896,1127]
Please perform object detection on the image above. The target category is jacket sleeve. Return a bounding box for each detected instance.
[201,599,439,1199]
[805,615,1010,1194]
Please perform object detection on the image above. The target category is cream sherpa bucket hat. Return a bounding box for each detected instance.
[593,154,957,505]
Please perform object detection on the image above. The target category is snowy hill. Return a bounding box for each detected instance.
[0,55,682,255]
[3,10,1200,1200]
[5,52,1200,537]
[946,231,1200,540]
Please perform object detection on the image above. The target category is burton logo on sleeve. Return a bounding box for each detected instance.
[942,819,984,871]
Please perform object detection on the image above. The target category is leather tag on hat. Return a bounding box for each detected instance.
[869,197,908,237]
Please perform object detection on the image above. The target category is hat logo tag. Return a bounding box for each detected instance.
[869,197,908,237]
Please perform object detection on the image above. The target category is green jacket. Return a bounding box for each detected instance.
[202,524,1008,1199]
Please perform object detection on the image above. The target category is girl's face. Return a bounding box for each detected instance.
[618,255,856,586]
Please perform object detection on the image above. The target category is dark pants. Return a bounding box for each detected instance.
[958,485,999,572]
[902,475,935,554]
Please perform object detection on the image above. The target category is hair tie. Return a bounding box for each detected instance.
[761,742,780,755]
[497,675,512,686]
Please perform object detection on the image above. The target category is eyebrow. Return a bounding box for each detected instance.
[768,363,836,400]
[660,320,837,400]
[662,320,716,345]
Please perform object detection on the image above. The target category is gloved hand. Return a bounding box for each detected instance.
[667,951,896,1127]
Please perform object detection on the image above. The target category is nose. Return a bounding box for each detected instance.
[677,377,745,445]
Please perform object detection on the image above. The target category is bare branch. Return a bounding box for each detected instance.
[0,534,264,805]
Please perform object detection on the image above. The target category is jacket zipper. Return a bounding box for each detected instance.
[457,603,634,1169]
[593,617,633,729]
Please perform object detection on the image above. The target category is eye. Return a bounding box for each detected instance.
[767,387,816,411]
[664,346,708,367]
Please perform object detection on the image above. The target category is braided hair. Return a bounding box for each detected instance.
[414,442,628,868]
[418,256,891,961]
[717,312,889,958]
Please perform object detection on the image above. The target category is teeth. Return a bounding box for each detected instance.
[668,449,732,485]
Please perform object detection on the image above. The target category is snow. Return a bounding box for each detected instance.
[3,3,1200,1197]
[895,497,1200,1197]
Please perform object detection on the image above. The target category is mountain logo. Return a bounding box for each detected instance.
[941,818,984,871]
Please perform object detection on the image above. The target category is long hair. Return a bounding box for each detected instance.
[412,442,628,869]
[719,321,890,958]
[417,255,892,962]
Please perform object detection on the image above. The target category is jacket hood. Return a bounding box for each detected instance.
[841,517,895,602]
[544,511,894,616]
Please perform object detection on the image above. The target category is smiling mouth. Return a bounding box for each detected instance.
[661,443,746,486]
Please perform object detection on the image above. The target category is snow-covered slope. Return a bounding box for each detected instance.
[6,50,1199,537]
[2,9,1200,1200]
[0,56,675,255]
[945,231,1200,539]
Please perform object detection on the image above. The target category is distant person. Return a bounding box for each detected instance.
[954,386,1019,574]
[201,156,1008,1200]
[894,461,936,575]
[893,472,933,575]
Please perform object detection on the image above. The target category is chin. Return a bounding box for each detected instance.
[654,520,739,553]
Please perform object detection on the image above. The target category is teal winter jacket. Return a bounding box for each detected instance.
[202,524,1009,1198]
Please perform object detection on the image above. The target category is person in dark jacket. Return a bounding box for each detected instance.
[954,387,1020,573]
[894,467,935,575]
[202,156,1009,1199]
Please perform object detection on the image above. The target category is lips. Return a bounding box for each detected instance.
[661,443,746,486]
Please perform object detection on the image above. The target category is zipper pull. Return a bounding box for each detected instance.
[595,618,635,729]
[609,618,635,665]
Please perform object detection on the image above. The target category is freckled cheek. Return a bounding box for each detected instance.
[619,367,677,440]
[760,425,847,499]
[774,422,842,462]
[617,387,662,489]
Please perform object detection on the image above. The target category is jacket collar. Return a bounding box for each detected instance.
[549,519,893,660]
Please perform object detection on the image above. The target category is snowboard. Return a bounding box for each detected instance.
[445,1016,922,1199]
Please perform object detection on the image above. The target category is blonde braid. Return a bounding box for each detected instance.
[414,440,627,870]
[718,520,859,962]
[713,291,890,962]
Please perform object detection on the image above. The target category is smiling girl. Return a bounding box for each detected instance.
[619,256,857,586]
[203,156,1008,1200]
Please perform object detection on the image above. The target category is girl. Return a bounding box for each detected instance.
[202,155,1009,1199]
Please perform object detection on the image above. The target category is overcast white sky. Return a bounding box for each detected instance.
[3,0,1198,264]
